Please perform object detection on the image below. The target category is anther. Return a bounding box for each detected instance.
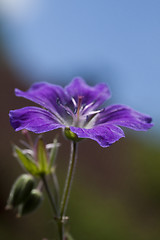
[56,98,74,117]
[56,98,61,105]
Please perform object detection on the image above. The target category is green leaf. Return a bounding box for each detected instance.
[15,146,39,176]
[37,138,48,174]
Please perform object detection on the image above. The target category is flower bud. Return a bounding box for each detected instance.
[6,174,35,209]
[18,189,43,216]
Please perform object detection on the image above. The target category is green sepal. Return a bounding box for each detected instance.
[18,189,43,216]
[6,174,35,209]
[14,146,40,176]
[64,127,82,142]
[36,137,49,174]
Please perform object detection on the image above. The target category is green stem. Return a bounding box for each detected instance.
[52,172,60,207]
[59,141,78,239]
[41,174,58,216]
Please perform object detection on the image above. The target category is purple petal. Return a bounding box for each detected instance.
[9,107,64,133]
[70,124,125,147]
[97,104,153,131]
[65,77,111,108]
[15,82,69,115]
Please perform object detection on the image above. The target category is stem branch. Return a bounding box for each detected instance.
[41,174,58,216]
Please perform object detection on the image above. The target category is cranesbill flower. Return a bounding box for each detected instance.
[9,78,153,147]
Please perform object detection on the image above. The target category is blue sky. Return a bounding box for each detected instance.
[1,0,160,137]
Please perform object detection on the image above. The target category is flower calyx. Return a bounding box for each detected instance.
[64,127,82,142]
[17,189,43,217]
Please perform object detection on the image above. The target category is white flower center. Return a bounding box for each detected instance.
[56,96,102,129]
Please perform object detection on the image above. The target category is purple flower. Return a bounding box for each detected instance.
[9,78,153,147]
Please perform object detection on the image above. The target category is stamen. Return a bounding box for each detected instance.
[81,100,96,114]
[83,108,104,129]
[71,97,78,114]
[86,108,104,116]
[74,107,78,114]
[71,97,77,108]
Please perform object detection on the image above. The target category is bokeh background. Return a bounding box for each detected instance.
[0,0,160,239]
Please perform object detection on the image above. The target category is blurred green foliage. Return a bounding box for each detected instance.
[1,135,160,240]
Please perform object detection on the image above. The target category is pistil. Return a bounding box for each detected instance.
[76,96,83,120]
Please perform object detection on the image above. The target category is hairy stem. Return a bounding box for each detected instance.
[59,141,78,239]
